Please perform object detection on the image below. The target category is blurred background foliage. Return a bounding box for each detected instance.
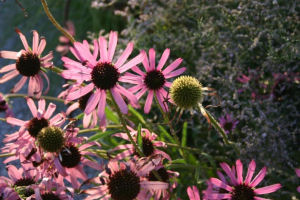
[0,0,299,199]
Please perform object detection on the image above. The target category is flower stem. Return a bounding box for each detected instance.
[0,118,6,122]
[199,104,230,145]
[108,91,144,156]
[78,125,123,134]
[50,66,63,74]
[0,153,15,158]
[4,93,67,104]
[40,0,75,43]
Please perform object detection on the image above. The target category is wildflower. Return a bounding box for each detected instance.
[62,31,143,127]
[187,186,200,200]
[219,114,239,134]
[2,98,65,164]
[56,20,76,55]
[0,29,53,97]
[84,160,168,200]
[205,160,281,199]
[0,93,12,117]
[170,76,202,110]
[110,126,171,161]
[296,169,300,193]
[125,48,186,113]
[0,165,40,199]
[53,126,102,189]
[38,126,65,152]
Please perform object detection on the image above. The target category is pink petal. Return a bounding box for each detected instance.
[295,169,300,177]
[210,178,233,192]
[115,42,133,68]
[297,186,300,193]
[0,64,16,73]
[162,58,183,75]
[92,39,99,59]
[83,113,92,128]
[7,165,22,181]
[32,30,39,54]
[0,51,18,60]
[141,181,169,190]
[37,37,46,55]
[135,86,147,99]
[187,186,200,200]
[254,197,271,200]
[236,160,243,184]
[26,98,38,117]
[16,29,29,51]
[206,193,231,199]
[108,31,118,62]
[149,48,155,70]
[144,90,154,114]
[67,83,94,101]
[6,117,26,126]
[254,184,281,194]
[54,157,68,176]
[245,160,256,185]
[157,48,170,70]
[164,67,186,79]
[131,65,145,76]
[111,87,128,114]
[118,51,145,73]
[0,70,19,83]
[38,99,46,113]
[116,85,139,108]
[41,71,50,94]
[250,167,267,188]
[11,76,27,93]
[85,90,101,115]
[156,90,168,112]
[44,103,56,119]
[99,36,108,62]
[220,162,238,185]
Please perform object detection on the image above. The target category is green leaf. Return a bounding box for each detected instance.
[137,123,143,150]
[181,121,188,147]
[158,125,175,143]
[128,105,148,127]
[88,130,118,142]
[105,107,119,124]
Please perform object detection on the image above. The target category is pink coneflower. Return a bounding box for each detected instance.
[237,74,250,84]
[30,178,73,200]
[84,160,168,200]
[146,164,179,199]
[219,114,239,134]
[0,93,13,117]
[0,29,53,97]
[205,160,281,200]
[0,165,40,200]
[2,98,66,164]
[187,186,201,200]
[296,169,300,193]
[53,125,102,189]
[56,20,76,55]
[125,48,186,113]
[110,126,171,161]
[61,31,143,126]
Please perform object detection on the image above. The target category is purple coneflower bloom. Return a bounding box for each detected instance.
[2,98,65,164]
[110,126,171,161]
[84,160,168,200]
[0,29,52,97]
[204,160,281,200]
[124,48,186,113]
[219,114,239,134]
[61,31,144,126]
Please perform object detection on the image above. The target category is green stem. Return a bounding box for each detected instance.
[0,118,6,122]
[50,66,63,74]
[199,104,230,145]
[0,153,15,158]
[4,93,67,104]
[78,125,123,134]
[40,0,75,43]
[108,91,144,156]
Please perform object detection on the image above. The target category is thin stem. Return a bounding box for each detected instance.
[78,125,123,134]
[108,91,144,156]
[40,0,75,43]
[50,66,63,74]
[4,93,67,104]
[0,153,15,158]
[0,118,6,122]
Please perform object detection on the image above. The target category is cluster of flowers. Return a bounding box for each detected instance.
[0,28,296,199]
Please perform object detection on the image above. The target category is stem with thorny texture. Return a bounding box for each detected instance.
[41,0,75,43]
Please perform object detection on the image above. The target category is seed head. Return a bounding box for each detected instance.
[38,126,64,152]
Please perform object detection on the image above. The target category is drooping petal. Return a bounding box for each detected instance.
[0,70,19,83]
[144,90,154,114]
[111,87,128,114]
[85,89,101,115]
[11,76,27,93]
[67,83,94,101]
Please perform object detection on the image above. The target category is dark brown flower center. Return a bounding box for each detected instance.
[231,184,255,200]
[148,167,169,182]
[27,117,49,138]
[59,145,81,168]
[41,192,61,200]
[144,70,165,90]
[134,137,155,157]
[14,178,35,186]
[108,169,140,200]
[91,62,120,90]
[78,92,93,111]
[0,100,7,111]
[16,52,41,77]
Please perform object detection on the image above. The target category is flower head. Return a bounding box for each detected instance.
[61,31,143,127]
[0,29,53,97]
[219,114,239,134]
[84,160,168,200]
[204,160,281,200]
[170,76,203,109]
[125,48,186,113]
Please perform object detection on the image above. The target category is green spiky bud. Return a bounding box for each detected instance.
[38,126,64,152]
[170,76,203,109]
